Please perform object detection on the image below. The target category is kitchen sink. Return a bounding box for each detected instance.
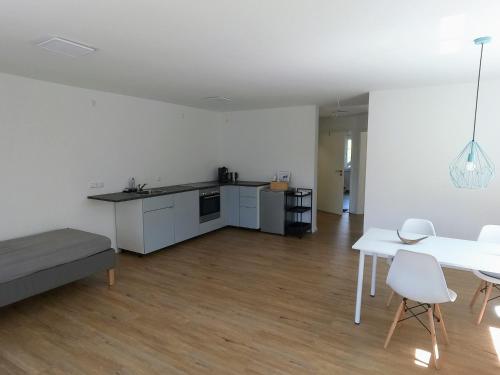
[128,185,191,195]
[136,189,167,195]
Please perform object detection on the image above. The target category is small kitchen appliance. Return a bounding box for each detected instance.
[218,167,229,183]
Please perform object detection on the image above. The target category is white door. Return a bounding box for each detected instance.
[318,130,346,215]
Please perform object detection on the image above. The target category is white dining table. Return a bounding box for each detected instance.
[351,228,500,324]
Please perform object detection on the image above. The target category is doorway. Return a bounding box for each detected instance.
[317,114,368,216]
[343,136,352,213]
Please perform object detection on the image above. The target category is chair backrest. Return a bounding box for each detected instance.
[387,249,452,304]
[401,218,436,236]
[478,225,500,243]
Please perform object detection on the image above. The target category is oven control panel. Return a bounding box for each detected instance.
[200,188,220,196]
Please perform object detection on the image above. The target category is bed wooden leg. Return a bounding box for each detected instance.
[107,268,115,286]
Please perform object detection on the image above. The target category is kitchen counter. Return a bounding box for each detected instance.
[88,181,269,203]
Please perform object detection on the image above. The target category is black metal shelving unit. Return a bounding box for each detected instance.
[285,188,312,238]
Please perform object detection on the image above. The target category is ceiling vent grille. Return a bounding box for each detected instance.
[36,37,97,57]
[203,96,232,102]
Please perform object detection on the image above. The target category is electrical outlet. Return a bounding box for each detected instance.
[155,176,161,183]
[89,182,104,189]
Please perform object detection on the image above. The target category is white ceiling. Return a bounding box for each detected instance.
[2,0,500,115]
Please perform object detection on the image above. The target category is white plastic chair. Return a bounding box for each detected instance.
[384,249,457,369]
[469,225,500,324]
[386,218,437,306]
[399,218,437,237]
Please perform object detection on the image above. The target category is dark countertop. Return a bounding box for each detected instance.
[88,181,269,203]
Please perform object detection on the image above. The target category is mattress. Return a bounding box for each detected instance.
[0,228,112,283]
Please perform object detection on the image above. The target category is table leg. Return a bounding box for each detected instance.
[370,254,377,297]
[355,251,365,324]
[114,204,121,253]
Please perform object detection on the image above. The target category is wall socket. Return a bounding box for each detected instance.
[89,182,104,189]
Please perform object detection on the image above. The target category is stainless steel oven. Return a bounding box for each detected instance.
[199,187,220,223]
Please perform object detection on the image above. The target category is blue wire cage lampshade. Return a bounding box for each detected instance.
[450,37,495,189]
[449,140,495,189]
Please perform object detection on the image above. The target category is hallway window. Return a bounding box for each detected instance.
[345,137,352,169]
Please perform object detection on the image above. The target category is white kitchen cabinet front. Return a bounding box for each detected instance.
[143,207,175,253]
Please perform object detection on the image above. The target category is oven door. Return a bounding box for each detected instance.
[199,194,220,223]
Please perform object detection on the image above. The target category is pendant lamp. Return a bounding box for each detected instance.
[449,36,495,189]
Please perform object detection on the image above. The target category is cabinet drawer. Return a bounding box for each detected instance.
[239,186,257,198]
[239,196,257,208]
[143,195,175,212]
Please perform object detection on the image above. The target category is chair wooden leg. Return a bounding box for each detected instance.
[427,306,439,369]
[398,301,406,321]
[384,300,405,349]
[435,304,449,345]
[470,280,485,308]
[107,268,115,286]
[477,282,493,325]
[386,290,395,307]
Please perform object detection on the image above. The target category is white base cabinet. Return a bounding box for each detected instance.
[174,190,199,242]
[221,185,267,229]
[116,184,268,254]
[116,191,199,254]
[221,185,240,226]
[143,206,175,252]
[239,186,266,229]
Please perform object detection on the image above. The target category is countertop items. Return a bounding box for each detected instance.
[88,181,269,203]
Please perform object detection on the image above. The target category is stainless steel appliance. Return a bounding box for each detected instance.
[218,167,229,183]
[199,187,220,223]
[260,189,285,235]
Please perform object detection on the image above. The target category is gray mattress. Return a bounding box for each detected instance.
[0,228,111,283]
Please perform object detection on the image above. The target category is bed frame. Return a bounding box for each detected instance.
[0,249,115,308]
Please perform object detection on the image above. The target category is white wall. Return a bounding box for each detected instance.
[1,73,320,244]
[318,114,368,214]
[365,81,500,240]
[0,73,221,245]
[357,131,367,214]
[219,106,319,230]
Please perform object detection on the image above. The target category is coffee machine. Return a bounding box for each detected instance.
[218,167,229,183]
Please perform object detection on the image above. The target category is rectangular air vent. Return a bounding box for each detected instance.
[203,96,232,102]
[36,37,97,57]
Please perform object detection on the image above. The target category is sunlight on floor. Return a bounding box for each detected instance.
[495,305,500,318]
[489,327,500,362]
[414,348,431,368]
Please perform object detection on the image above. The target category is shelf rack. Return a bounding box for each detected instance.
[285,188,312,238]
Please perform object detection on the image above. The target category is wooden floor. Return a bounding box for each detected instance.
[0,212,499,374]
